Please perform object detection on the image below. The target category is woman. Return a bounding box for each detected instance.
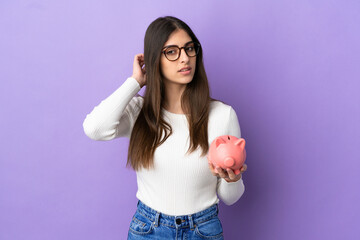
[83,16,247,240]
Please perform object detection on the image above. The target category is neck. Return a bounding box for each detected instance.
[163,81,187,114]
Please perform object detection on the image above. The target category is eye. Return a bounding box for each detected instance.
[228,136,230,140]
[186,46,194,52]
[166,48,177,55]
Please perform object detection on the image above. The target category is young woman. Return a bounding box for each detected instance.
[83,16,247,240]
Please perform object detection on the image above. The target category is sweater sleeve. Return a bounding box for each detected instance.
[82,77,143,140]
[216,106,245,205]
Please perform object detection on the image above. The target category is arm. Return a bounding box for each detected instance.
[82,77,143,140]
[216,106,245,205]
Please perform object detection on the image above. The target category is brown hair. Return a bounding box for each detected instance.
[126,16,221,171]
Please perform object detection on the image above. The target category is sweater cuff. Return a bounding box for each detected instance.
[127,76,142,89]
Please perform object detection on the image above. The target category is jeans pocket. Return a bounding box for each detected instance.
[128,211,154,236]
[195,216,224,239]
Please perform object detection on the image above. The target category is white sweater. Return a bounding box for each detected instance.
[82,77,245,216]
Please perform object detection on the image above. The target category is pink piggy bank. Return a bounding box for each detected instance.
[207,135,246,175]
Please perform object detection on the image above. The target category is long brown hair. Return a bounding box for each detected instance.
[126,16,220,171]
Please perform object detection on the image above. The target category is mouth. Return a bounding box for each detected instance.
[178,67,192,72]
[178,67,192,75]
[179,69,191,75]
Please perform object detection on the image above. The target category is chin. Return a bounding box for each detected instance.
[165,74,194,85]
[181,76,194,83]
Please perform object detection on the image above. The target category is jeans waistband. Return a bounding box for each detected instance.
[136,200,219,229]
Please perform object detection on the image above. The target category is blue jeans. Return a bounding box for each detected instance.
[127,200,224,239]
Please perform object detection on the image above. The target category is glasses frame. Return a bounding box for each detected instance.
[161,41,201,61]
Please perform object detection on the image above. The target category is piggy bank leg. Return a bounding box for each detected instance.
[234,169,241,175]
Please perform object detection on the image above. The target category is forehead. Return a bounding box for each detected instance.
[163,29,193,47]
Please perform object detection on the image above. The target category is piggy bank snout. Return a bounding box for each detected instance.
[224,157,235,167]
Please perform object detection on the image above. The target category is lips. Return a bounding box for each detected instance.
[178,67,192,72]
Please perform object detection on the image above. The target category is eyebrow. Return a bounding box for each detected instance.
[162,40,194,49]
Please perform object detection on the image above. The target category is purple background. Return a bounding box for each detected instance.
[1,0,359,239]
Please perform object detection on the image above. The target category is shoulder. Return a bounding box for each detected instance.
[209,99,235,117]
[208,100,240,140]
[208,99,238,127]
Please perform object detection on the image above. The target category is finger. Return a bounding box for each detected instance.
[208,163,217,176]
[215,166,221,175]
[208,163,214,171]
[241,164,247,172]
[208,162,212,169]
[226,168,236,179]
[240,164,245,171]
[216,167,227,178]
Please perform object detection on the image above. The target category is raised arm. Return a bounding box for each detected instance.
[82,77,144,140]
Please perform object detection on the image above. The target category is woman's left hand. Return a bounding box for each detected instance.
[208,163,247,183]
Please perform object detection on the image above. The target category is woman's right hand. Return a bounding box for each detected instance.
[131,53,147,88]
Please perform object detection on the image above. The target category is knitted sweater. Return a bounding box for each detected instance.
[82,77,245,216]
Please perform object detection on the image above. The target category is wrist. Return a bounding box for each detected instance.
[131,76,142,88]
[224,175,242,183]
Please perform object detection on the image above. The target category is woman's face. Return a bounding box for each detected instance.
[160,29,197,86]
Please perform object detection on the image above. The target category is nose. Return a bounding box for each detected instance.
[179,48,189,62]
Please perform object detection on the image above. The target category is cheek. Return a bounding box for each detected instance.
[160,59,168,76]
[192,57,197,66]
[192,59,197,71]
[161,61,176,76]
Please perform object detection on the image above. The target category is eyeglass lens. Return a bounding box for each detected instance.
[164,42,199,61]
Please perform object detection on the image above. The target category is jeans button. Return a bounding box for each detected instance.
[176,218,181,225]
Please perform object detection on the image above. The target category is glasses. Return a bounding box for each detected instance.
[161,41,201,61]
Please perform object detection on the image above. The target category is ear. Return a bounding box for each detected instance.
[234,138,245,149]
[215,137,226,148]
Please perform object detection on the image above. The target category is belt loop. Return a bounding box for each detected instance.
[188,214,195,230]
[216,203,219,214]
[154,211,160,227]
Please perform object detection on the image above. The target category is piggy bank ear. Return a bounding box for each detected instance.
[234,138,245,149]
[215,137,226,148]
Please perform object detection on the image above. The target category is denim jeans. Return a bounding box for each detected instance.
[127,200,224,239]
